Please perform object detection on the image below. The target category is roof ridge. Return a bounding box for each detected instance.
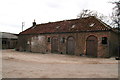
[36,17,92,26]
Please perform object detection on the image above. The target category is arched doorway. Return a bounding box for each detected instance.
[51,37,58,53]
[66,37,75,55]
[86,35,98,57]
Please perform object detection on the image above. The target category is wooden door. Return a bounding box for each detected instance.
[86,36,98,57]
[67,37,75,55]
[51,37,58,53]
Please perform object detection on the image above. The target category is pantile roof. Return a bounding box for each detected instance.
[20,16,112,35]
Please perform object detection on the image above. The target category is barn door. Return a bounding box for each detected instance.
[86,36,98,57]
[67,37,75,55]
[51,37,58,53]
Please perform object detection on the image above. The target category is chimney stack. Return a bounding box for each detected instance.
[33,19,36,27]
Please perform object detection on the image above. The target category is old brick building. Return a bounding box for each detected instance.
[16,16,119,58]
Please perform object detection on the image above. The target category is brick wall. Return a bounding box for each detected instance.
[109,32,119,56]
[17,31,118,58]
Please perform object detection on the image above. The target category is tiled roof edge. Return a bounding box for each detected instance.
[94,17,112,30]
[19,30,111,35]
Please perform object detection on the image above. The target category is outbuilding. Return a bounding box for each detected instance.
[0,32,18,49]
[16,16,119,58]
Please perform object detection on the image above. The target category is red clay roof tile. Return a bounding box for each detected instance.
[20,16,112,35]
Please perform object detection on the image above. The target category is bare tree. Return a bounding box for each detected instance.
[77,9,111,26]
[111,0,120,28]
[77,10,96,18]
[77,9,99,18]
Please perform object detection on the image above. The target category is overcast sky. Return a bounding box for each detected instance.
[0,0,116,34]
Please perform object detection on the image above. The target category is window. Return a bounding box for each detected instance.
[102,37,107,44]
[60,37,65,43]
[47,37,51,42]
[2,41,6,44]
[62,38,65,43]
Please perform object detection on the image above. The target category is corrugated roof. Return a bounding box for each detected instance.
[20,16,112,35]
[0,32,18,39]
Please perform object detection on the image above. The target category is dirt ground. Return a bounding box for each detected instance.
[1,49,118,78]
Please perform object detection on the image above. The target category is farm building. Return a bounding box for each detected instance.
[0,32,18,49]
[16,16,119,58]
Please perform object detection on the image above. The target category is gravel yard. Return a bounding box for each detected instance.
[1,49,118,78]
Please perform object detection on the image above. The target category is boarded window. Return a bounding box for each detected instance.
[102,37,107,44]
